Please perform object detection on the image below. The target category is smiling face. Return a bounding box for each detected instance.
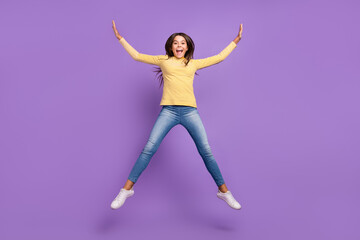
[171,35,188,59]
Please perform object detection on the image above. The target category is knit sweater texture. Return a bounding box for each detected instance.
[118,37,237,108]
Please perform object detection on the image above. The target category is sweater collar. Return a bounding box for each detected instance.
[172,56,185,61]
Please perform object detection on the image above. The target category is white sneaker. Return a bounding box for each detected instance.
[110,187,134,209]
[217,190,241,210]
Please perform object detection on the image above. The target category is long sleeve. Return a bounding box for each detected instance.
[118,37,167,66]
[193,41,237,70]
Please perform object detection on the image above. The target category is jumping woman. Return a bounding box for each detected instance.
[111,20,243,210]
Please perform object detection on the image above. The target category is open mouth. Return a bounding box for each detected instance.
[176,49,183,54]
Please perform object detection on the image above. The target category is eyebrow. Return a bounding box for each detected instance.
[173,40,185,42]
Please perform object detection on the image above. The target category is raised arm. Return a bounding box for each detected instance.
[112,20,166,65]
[193,24,243,70]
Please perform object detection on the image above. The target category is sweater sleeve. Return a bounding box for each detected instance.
[193,41,237,70]
[118,37,167,66]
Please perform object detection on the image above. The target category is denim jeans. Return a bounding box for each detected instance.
[127,105,225,187]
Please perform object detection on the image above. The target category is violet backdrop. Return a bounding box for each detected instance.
[1,0,359,239]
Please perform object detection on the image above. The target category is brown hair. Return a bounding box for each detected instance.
[153,32,199,88]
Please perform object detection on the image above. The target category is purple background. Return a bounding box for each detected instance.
[1,0,359,239]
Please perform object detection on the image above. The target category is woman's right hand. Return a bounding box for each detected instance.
[112,20,122,40]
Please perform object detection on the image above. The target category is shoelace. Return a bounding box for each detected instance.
[115,189,128,200]
[222,192,238,205]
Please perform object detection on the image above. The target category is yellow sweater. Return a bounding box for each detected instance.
[118,37,237,108]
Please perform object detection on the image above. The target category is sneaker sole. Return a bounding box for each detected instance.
[217,195,242,210]
[110,191,135,209]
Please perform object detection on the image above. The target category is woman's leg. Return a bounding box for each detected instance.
[124,106,179,189]
[180,107,228,192]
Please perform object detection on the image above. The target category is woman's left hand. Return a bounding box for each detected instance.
[233,24,243,44]
[238,23,243,39]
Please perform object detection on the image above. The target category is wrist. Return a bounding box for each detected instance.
[233,36,241,44]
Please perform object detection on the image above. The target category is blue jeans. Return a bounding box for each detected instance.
[127,105,225,187]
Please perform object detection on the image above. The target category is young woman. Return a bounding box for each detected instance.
[111,20,243,210]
